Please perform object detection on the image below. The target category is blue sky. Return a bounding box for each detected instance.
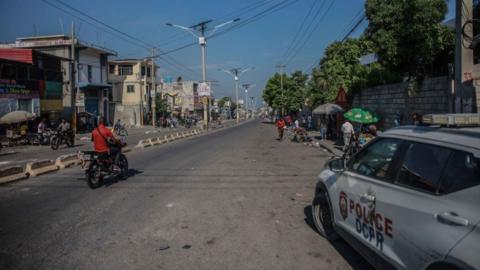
[0,0,455,101]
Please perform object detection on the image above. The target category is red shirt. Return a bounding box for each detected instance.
[276,119,285,128]
[91,124,114,153]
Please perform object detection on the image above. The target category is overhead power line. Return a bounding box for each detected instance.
[41,0,199,79]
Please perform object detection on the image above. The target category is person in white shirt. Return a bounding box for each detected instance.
[294,119,300,128]
[341,120,355,151]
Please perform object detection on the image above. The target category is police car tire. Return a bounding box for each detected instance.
[312,192,339,241]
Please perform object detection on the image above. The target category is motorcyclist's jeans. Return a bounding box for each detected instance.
[109,146,121,165]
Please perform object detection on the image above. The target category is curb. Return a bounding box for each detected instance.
[0,165,28,185]
[26,159,59,177]
[135,139,153,148]
[55,153,80,169]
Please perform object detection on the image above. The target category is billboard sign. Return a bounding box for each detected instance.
[198,82,211,97]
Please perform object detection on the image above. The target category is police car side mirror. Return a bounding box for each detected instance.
[329,158,346,173]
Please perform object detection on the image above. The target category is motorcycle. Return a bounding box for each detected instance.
[50,130,74,150]
[79,148,129,189]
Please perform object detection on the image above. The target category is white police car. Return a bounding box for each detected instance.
[311,114,480,270]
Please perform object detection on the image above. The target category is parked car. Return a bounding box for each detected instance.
[311,121,480,270]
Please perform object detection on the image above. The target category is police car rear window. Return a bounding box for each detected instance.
[396,143,451,193]
[439,151,480,194]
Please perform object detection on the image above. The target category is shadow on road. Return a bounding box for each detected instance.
[303,205,374,270]
[103,169,143,187]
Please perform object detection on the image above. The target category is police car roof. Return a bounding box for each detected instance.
[381,125,480,151]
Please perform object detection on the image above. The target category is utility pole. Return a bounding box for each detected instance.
[454,0,474,113]
[242,84,255,119]
[166,18,240,129]
[276,64,286,116]
[151,48,157,127]
[70,22,77,134]
[220,67,253,124]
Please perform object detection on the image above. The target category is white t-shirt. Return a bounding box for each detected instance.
[341,122,354,134]
[294,119,300,128]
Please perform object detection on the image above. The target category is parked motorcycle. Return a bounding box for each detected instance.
[50,130,74,150]
[79,149,129,189]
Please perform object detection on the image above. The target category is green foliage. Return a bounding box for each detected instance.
[217,96,236,110]
[262,70,308,114]
[365,0,449,78]
[155,94,168,114]
[309,37,377,103]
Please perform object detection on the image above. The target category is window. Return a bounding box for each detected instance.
[147,67,151,77]
[119,65,133,76]
[348,138,401,181]
[439,151,480,194]
[109,64,115,74]
[141,66,145,76]
[396,143,451,193]
[127,85,135,93]
[87,65,92,83]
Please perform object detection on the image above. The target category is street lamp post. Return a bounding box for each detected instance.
[166,19,239,128]
[242,84,255,119]
[220,67,253,124]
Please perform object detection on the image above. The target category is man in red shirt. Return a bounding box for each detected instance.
[276,117,286,140]
[92,117,121,166]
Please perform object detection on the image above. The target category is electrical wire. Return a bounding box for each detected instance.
[285,0,335,64]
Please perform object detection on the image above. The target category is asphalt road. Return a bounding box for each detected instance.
[0,120,372,270]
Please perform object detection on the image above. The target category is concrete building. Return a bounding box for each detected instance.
[108,59,156,126]
[0,35,117,125]
[162,81,201,118]
[0,48,63,123]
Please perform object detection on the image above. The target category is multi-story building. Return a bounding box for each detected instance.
[0,35,117,125]
[0,48,63,123]
[108,59,157,126]
[162,80,202,118]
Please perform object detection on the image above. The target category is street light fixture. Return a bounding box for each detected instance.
[242,84,256,119]
[219,67,254,124]
[166,18,240,128]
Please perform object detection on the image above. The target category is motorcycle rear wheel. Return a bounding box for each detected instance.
[87,163,103,189]
[117,155,129,180]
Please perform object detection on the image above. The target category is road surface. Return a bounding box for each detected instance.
[0,120,372,270]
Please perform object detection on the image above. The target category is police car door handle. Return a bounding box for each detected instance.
[360,194,375,203]
[436,212,469,227]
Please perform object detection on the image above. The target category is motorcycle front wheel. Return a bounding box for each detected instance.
[51,136,60,150]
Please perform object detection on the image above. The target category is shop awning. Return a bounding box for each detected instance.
[78,82,112,90]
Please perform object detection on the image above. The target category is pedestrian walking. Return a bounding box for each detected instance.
[341,120,355,152]
[307,115,312,130]
[276,117,286,140]
[294,118,300,128]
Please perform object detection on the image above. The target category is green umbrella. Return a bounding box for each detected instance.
[344,108,379,124]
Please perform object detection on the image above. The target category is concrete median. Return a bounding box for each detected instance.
[55,153,81,169]
[135,139,153,148]
[149,137,161,146]
[26,159,59,177]
[0,165,28,184]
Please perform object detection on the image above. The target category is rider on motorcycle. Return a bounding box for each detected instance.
[91,117,122,170]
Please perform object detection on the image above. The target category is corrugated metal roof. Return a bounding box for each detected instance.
[0,48,33,64]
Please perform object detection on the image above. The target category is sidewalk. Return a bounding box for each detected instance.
[306,130,344,157]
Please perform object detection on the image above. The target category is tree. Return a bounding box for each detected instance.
[365,0,450,79]
[262,70,308,114]
[309,37,375,103]
[217,96,236,111]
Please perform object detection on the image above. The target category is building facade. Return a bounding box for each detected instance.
[0,35,117,126]
[162,81,201,118]
[108,59,156,126]
[0,48,63,123]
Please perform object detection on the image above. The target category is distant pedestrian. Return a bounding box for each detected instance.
[341,120,354,151]
[412,113,421,126]
[294,118,300,128]
[276,117,286,140]
[320,118,327,140]
[307,115,312,130]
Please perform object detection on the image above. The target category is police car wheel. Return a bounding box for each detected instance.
[312,192,339,241]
